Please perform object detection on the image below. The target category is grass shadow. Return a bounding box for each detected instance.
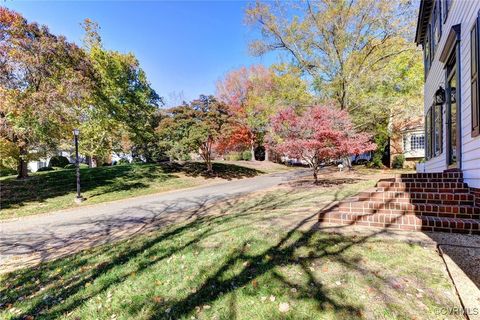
[159,162,262,180]
[0,180,459,319]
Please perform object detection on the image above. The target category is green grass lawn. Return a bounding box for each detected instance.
[0,179,462,320]
[0,162,267,220]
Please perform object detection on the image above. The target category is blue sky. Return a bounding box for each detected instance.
[4,1,278,105]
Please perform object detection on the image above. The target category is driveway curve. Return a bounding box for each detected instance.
[0,168,309,272]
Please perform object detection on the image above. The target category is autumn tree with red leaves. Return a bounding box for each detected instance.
[270,105,375,182]
[216,64,311,160]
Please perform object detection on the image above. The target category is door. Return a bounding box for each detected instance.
[446,58,459,167]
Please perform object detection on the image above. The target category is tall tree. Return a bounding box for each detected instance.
[80,19,163,165]
[271,105,375,182]
[0,8,92,178]
[216,64,311,160]
[157,95,231,173]
[246,1,421,165]
[246,0,416,111]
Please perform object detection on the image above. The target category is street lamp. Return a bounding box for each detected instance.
[73,128,84,204]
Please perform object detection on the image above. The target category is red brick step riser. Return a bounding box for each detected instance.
[339,200,479,212]
[389,178,464,183]
[358,191,473,201]
[397,172,463,179]
[319,211,480,234]
[338,202,480,219]
[375,187,470,193]
[337,207,480,220]
[376,181,467,189]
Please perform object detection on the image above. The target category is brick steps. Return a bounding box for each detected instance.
[338,200,480,219]
[376,187,470,193]
[318,170,480,234]
[376,181,468,193]
[319,209,480,234]
[386,178,464,183]
[356,190,474,206]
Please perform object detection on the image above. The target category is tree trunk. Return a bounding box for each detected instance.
[345,157,352,170]
[265,147,270,162]
[313,168,318,184]
[206,158,213,173]
[17,147,29,179]
[86,156,93,168]
[250,142,256,161]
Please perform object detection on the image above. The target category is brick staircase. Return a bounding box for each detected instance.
[319,170,480,234]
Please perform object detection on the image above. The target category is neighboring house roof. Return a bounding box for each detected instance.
[414,0,433,45]
[399,117,424,132]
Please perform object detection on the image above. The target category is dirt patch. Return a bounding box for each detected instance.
[439,245,480,320]
[440,245,480,289]
[286,178,361,188]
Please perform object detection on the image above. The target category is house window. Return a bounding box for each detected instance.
[424,25,431,77]
[434,104,443,155]
[432,1,442,56]
[471,16,480,137]
[426,109,432,159]
[411,134,425,150]
[425,103,443,159]
[443,0,451,22]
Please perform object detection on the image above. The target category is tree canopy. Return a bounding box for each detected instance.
[157,95,231,173]
[271,105,375,181]
[245,0,422,164]
[0,7,93,178]
[216,64,312,160]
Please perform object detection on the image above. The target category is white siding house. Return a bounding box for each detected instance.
[415,0,480,187]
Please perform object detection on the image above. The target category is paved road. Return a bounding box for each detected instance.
[0,169,309,271]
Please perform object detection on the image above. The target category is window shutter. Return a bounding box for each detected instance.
[471,13,480,137]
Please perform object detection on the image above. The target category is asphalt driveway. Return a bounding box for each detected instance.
[0,168,309,272]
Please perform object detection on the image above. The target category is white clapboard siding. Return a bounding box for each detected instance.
[423,0,480,187]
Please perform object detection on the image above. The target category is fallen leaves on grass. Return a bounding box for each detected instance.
[279,302,290,313]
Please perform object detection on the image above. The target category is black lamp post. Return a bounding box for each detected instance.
[73,128,84,203]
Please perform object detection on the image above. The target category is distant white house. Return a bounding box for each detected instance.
[111,152,134,164]
[402,129,426,159]
[28,150,74,172]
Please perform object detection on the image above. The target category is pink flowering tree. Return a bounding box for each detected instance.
[270,105,376,182]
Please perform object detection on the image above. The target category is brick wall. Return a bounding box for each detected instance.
[470,187,480,207]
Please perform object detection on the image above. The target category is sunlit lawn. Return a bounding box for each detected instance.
[0,178,462,320]
[0,162,272,220]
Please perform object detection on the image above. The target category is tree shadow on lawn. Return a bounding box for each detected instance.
[160,161,261,180]
[0,162,260,211]
[0,186,455,320]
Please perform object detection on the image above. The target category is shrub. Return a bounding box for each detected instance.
[117,158,130,165]
[241,150,252,161]
[132,157,145,164]
[37,166,54,172]
[49,156,70,168]
[225,152,242,161]
[367,153,384,168]
[64,163,88,169]
[392,155,405,169]
[0,166,16,177]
